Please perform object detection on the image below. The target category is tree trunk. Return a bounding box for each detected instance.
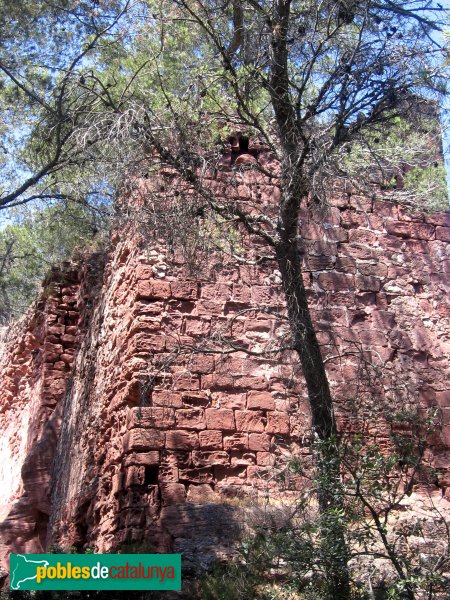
[275,187,350,599]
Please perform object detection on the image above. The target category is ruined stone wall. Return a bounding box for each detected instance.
[0,162,449,580]
[0,263,83,578]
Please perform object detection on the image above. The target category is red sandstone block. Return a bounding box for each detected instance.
[186,484,218,503]
[212,392,246,410]
[235,410,265,432]
[333,256,357,273]
[397,206,425,222]
[128,317,161,336]
[245,320,273,335]
[161,482,186,506]
[302,222,324,240]
[341,211,368,229]
[124,452,160,466]
[112,473,124,495]
[128,333,165,354]
[135,279,171,300]
[192,450,230,466]
[348,229,378,245]
[205,408,235,430]
[357,329,388,347]
[257,452,275,466]
[159,464,179,482]
[436,390,450,407]
[324,227,348,243]
[355,275,381,292]
[125,466,145,488]
[236,183,252,198]
[187,355,215,374]
[317,272,354,291]
[374,200,398,218]
[232,284,251,303]
[170,280,198,300]
[123,428,165,452]
[60,353,74,365]
[233,376,268,390]
[166,300,196,315]
[309,241,338,256]
[44,342,63,361]
[201,283,231,301]
[223,433,248,450]
[384,220,434,240]
[184,317,211,336]
[442,408,450,425]
[356,260,388,278]
[127,407,175,429]
[266,412,290,434]
[172,373,200,391]
[248,433,271,451]
[436,226,450,242]
[424,212,450,227]
[133,300,165,316]
[304,255,335,271]
[246,465,266,481]
[215,356,248,375]
[197,300,224,315]
[214,464,247,483]
[331,193,349,208]
[343,244,378,261]
[181,391,209,407]
[151,390,182,408]
[251,286,273,305]
[178,467,214,484]
[201,373,235,390]
[440,426,450,447]
[349,195,373,212]
[134,264,153,280]
[199,430,223,448]
[44,378,67,396]
[175,408,206,430]
[166,430,199,450]
[48,324,65,336]
[247,391,275,411]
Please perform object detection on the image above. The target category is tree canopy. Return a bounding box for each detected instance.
[0,0,447,213]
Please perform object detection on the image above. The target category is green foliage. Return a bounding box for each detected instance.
[341,114,448,211]
[208,412,447,600]
[0,202,107,321]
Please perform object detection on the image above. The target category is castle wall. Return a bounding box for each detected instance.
[0,163,449,578]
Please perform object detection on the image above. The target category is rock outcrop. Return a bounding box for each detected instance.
[0,156,449,580]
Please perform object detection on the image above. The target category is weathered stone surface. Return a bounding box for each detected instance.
[436,226,450,242]
[247,391,275,411]
[127,407,175,429]
[124,452,160,466]
[266,412,290,435]
[248,433,271,451]
[235,410,265,432]
[166,430,200,450]
[199,430,223,448]
[0,164,448,584]
[160,483,186,506]
[175,408,206,430]
[205,409,235,430]
[317,272,354,291]
[135,279,171,300]
[123,429,165,452]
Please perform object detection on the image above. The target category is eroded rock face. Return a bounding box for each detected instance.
[0,161,449,580]
[0,263,84,578]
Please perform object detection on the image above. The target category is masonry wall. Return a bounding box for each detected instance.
[0,158,449,580]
